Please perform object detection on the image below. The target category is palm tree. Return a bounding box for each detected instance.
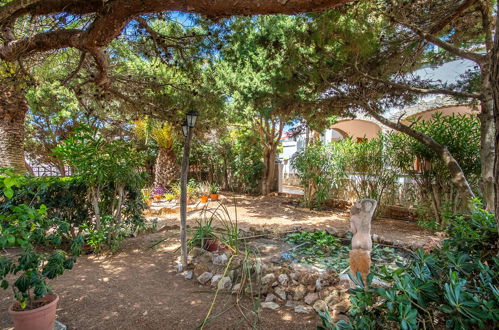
[134,118,179,189]
[0,83,28,172]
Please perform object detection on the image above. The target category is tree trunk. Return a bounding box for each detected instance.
[261,146,277,195]
[153,146,178,189]
[0,86,27,172]
[90,187,101,229]
[490,5,499,236]
[479,63,496,212]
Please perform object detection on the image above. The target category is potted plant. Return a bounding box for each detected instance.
[198,182,211,203]
[187,218,219,252]
[0,170,83,330]
[209,183,220,201]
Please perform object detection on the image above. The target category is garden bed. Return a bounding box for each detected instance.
[181,229,413,323]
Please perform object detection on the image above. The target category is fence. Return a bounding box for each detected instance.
[30,165,72,177]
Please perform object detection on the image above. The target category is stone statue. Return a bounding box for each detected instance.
[349,199,377,287]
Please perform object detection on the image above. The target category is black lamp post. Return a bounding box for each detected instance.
[179,110,198,269]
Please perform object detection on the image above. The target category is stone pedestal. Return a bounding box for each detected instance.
[349,249,371,286]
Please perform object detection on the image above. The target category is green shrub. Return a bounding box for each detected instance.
[388,113,481,227]
[0,169,84,309]
[1,176,89,236]
[52,127,148,251]
[291,142,349,209]
[318,206,499,330]
[1,175,146,252]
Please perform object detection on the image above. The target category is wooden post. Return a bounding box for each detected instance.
[180,127,193,268]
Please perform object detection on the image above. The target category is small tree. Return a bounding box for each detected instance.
[54,127,146,235]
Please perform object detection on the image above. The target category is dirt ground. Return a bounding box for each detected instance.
[0,194,438,330]
[155,193,437,248]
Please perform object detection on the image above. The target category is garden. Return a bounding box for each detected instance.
[0,1,499,330]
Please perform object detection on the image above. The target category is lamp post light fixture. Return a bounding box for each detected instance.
[181,119,188,138]
[186,110,198,128]
[179,110,198,269]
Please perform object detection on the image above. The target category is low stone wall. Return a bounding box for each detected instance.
[180,246,351,322]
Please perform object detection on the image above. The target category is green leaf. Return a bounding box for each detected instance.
[3,187,13,199]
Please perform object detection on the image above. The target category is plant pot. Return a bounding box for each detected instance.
[8,294,59,330]
[210,194,219,201]
[200,195,209,203]
[204,239,219,252]
[153,195,162,201]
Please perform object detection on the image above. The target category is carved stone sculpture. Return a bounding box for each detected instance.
[349,199,377,286]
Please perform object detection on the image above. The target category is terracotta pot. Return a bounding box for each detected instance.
[8,294,59,330]
[200,195,209,203]
[153,195,162,201]
[204,239,219,252]
[210,194,219,201]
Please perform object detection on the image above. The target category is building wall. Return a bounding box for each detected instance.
[403,105,479,123]
[330,119,382,140]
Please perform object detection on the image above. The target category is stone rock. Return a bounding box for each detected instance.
[285,300,297,308]
[197,272,213,285]
[332,300,350,313]
[232,283,241,293]
[301,273,320,287]
[313,299,328,312]
[182,271,193,280]
[290,273,297,281]
[54,321,67,330]
[318,270,339,288]
[278,273,289,286]
[271,281,279,287]
[294,305,313,314]
[274,287,287,300]
[261,302,280,310]
[261,273,276,285]
[304,292,319,305]
[292,284,307,301]
[190,247,205,257]
[211,274,222,287]
[196,251,213,265]
[229,257,242,270]
[325,290,340,306]
[265,293,277,302]
[339,273,351,287]
[213,254,228,266]
[194,263,211,277]
[319,288,330,299]
[217,276,232,290]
